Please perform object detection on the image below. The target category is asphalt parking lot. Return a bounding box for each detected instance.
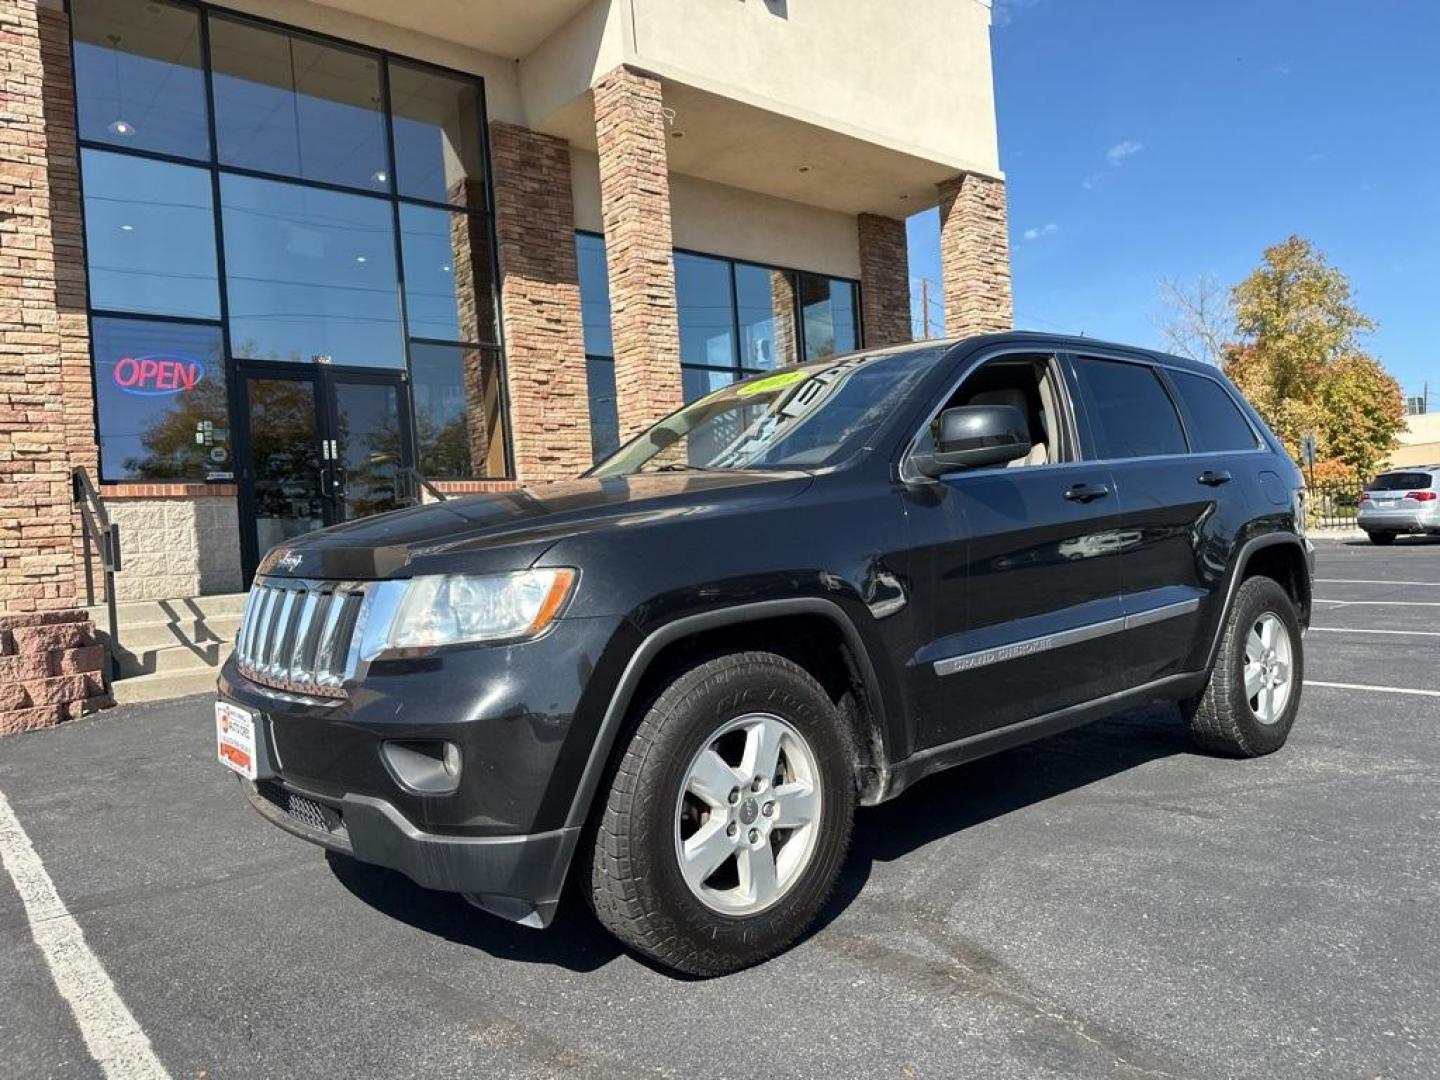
[2,537,1438,1079]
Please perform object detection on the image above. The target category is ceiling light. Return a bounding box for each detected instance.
[797,165,811,173]
[120,224,134,231]
[371,170,388,184]
[670,130,686,139]
[899,193,911,201]
[107,119,135,137]
[355,256,367,264]
[441,265,451,273]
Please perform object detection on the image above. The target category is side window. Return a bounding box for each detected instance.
[1074,357,1187,459]
[912,355,1070,470]
[1168,370,1259,452]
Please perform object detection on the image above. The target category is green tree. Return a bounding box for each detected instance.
[1221,236,1401,476]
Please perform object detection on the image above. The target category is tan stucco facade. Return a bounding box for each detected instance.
[1389,413,1440,469]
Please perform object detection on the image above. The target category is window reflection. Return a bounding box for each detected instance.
[576,233,613,358]
[221,174,403,367]
[389,60,487,208]
[399,203,496,344]
[736,264,796,370]
[71,0,209,159]
[92,317,229,483]
[410,343,508,478]
[586,357,619,462]
[82,149,219,319]
[676,252,735,367]
[682,366,736,403]
[799,274,859,360]
[210,16,388,191]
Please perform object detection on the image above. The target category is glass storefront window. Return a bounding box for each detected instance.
[399,204,496,345]
[799,274,859,360]
[586,357,620,463]
[82,149,219,319]
[389,60,487,209]
[221,173,403,367]
[91,316,229,483]
[682,366,737,403]
[71,0,209,160]
[576,233,614,358]
[735,264,795,371]
[409,343,508,478]
[676,253,736,367]
[210,16,389,192]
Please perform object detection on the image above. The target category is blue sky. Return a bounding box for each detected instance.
[908,0,1440,399]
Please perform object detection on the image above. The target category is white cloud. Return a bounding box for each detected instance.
[1105,140,1144,166]
[1023,223,1059,242]
[991,0,1042,28]
[1272,62,1293,76]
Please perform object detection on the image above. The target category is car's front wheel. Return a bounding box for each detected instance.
[587,651,855,976]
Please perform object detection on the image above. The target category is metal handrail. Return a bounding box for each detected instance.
[71,467,121,677]
[398,465,448,503]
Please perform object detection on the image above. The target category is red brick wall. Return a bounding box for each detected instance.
[0,1,94,616]
[592,66,683,439]
[937,172,1013,337]
[489,121,593,484]
[857,213,912,348]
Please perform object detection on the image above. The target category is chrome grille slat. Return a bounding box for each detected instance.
[231,578,368,699]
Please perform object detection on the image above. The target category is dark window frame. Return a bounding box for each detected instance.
[67,0,512,485]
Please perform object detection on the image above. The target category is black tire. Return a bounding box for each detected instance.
[1368,531,1397,545]
[1184,575,1304,757]
[587,651,855,976]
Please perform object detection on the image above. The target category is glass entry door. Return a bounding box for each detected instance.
[237,363,412,581]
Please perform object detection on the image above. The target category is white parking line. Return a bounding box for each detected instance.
[1314,599,1440,607]
[1309,627,1440,637]
[1306,680,1440,699]
[0,788,170,1080]
[1316,579,1440,586]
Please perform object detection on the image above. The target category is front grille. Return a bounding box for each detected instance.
[234,578,367,697]
[256,780,347,840]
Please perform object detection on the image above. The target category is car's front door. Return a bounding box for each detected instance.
[896,350,1129,751]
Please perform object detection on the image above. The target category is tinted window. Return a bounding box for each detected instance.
[736,264,795,370]
[1370,472,1434,491]
[389,60,486,208]
[576,233,613,358]
[799,274,858,360]
[1076,357,1187,459]
[221,174,403,367]
[676,253,735,366]
[72,0,209,160]
[210,17,388,191]
[1169,371,1258,452]
[585,357,620,462]
[82,150,219,318]
[398,204,496,344]
[92,317,229,482]
[682,367,736,403]
[409,342,507,478]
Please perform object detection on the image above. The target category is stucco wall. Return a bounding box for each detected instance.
[571,149,861,279]
[107,497,243,601]
[1389,412,1440,468]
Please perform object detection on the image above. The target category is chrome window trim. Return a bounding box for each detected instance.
[932,598,1200,677]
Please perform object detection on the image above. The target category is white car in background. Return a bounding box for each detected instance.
[1357,467,1440,544]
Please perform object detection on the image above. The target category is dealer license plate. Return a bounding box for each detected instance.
[216,700,259,780]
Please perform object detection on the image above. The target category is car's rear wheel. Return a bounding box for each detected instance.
[587,651,855,976]
[1367,531,1397,545]
[1184,575,1303,757]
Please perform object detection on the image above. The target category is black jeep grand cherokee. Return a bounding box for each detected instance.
[216,333,1312,975]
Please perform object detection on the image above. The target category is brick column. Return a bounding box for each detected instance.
[857,213,912,348]
[937,172,1013,337]
[489,122,592,483]
[0,1,110,733]
[769,270,797,366]
[592,67,683,439]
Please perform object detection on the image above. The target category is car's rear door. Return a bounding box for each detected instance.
[1067,353,1259,688]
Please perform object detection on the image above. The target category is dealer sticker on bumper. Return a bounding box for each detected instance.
[216,700,259,780]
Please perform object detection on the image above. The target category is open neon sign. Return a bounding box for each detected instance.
[112,354,205,396]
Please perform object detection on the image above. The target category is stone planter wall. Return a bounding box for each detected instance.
[0,610,111,736]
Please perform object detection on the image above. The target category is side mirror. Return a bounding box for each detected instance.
[913,404,1031,478]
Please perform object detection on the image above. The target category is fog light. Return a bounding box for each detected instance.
[381,740,461,795]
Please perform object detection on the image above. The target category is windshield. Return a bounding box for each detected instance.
[590,345,946,477]
[1370,472,1434,491]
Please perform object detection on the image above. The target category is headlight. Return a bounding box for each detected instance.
[383,569,577,649]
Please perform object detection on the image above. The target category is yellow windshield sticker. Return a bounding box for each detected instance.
[736,369,809,397]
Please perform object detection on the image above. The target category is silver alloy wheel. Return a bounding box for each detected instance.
[1244,611,1294,725]
[673,712,822,915]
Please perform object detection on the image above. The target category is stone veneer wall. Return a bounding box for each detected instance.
[592,66,684,440]
[856,213,913,349]
[104,495,243,601]
[0,610,110,735]
[937,172,1013,337]
[489,121,593,483]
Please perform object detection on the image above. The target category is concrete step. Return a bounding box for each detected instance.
[113,641,229,679]
[95,613,242,652]
[112,667,219,706]
[84,593,249,628]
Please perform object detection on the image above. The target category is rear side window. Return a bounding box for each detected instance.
[1074,357,1187,459]
[1370,472,1434,491]
[1168,371,1259,452]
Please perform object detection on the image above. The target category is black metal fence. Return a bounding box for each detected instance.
[1309,481,1364,530]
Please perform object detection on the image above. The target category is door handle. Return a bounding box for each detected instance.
[1198,470,1233,486]
[1064,482,1110,503]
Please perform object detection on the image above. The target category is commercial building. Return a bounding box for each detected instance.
[0,0,1009,723]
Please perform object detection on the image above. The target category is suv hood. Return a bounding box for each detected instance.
[257,470,813,580]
